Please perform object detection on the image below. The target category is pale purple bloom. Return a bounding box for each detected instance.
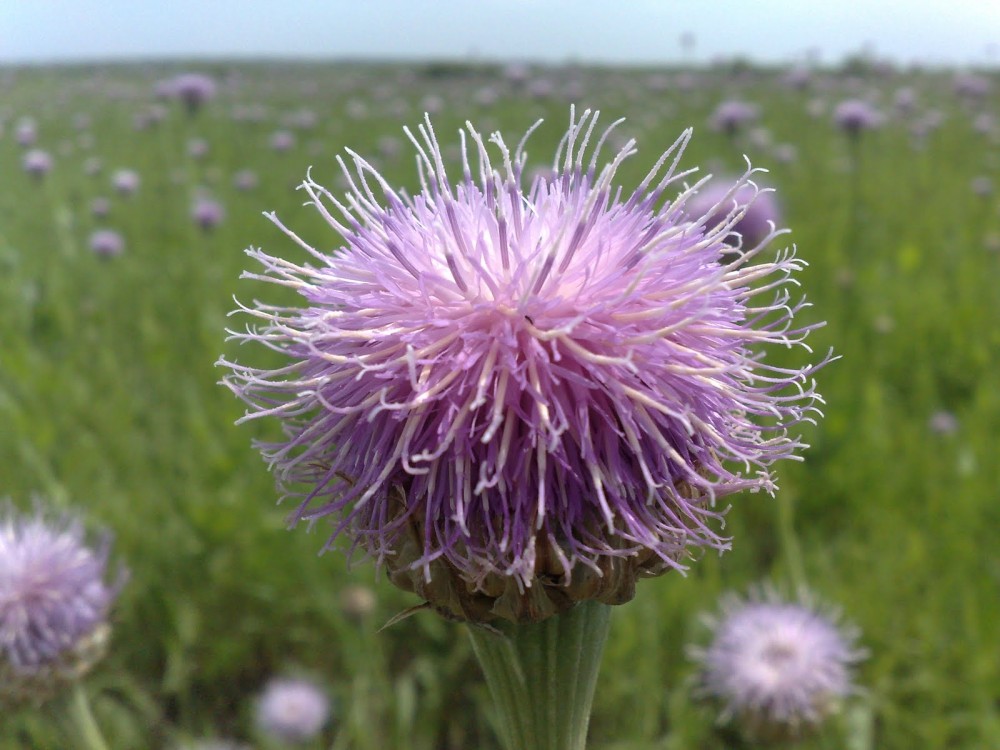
[22,149,52,178]
[169,73,217,114]
[928,410,959,435]
[283,108,317,130]
[691,589,864,738]
[16,118,37,147]
[893,87,917,114]
[771,143,797,164]
[710,100,758,136]
[256,677,330,743]
[503,62,530,85]
[833,99,883,136]
[782,67,811,90]
[192,197,224,231]
[233,169,259,191]
[972,112,995,137]
[111,169,140,196]
[188,138,209,160]
[220,109,828,623]
[0,504,125,704]
[270,130,295,152]
[89,229,125,258]
[682,177,781,252]
[953,72,990,99]
[971,176,993,197]
[420,95,444,115]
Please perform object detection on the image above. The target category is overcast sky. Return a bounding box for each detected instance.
[1,1,997,67]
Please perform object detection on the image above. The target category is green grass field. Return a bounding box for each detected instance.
[1,60,998,749]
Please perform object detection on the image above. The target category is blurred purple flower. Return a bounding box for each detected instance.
[270,130,295,152]
[710,100,758,136]
[192,197,225,231]
[16,118,37,147]
[953,72,990,99]
[168,73,217,114]
[219,109,829,624]
[928,410,959,435]
[233,169,259,191]
[971,176,993,197]
[782,67,811,90]
[690,588,865,740]
[0,503,126,705]
[256,677,330,743]
[89,229,125,258]
[832,99,883,136]
[22,149,53,179]
[111,169,140,196]
[682,177,782,252]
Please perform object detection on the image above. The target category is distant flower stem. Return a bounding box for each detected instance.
[69,683,111,750]
[776,490,808,593]
[468,601,611,750]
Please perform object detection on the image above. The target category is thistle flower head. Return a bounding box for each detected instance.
[690,588,865,740]
[220,108,828,623]
[832,99,883,136]
[709,100,758,136]
[111,168,141,196]
[169,73,217,114]
[682,177,781,251]
[0,502,125,706]
[193,197,225,231]
[22,149,53,179]
[89,228,125,258]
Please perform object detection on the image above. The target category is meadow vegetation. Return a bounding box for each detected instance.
[1,60,998,748]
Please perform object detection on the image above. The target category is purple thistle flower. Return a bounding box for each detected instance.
[255,677,330,743]
[928,409,959,435]
[192,197,225,232]
[709,100,758,137]
[22,149,53,179]
[690,588,865,740]
[169,73,217,115]
[233,169,259,191]
[16,118,37,147]
[682,177,782,252]
[219,109,828,624]
[89,229,125,258]
[0,503,126,705]
[832,99,883,137]
[270,130,296,153]
[111,168,140,196]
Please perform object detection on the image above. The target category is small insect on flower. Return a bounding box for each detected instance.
[219,108,829,624]
[689,587,866,741]
[0,502,126,706]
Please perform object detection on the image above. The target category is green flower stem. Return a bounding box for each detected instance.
[468,601,612,750]
[776,490,808,593]
[68,682,111,750]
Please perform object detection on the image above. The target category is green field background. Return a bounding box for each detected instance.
[1,61,998,748]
